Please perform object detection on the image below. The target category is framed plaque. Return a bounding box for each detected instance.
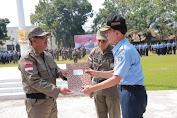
[66,62,91,92]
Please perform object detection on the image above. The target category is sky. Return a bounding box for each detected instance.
[0,0,104,31]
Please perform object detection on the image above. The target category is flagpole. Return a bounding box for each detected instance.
[16,0,29,56]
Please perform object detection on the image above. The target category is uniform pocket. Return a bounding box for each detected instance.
[48,63,57,77]
[26,98,38,107]
[32,99,48,107]
[37,64,48,80]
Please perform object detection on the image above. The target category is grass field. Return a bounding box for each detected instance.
[141,52,177,90]
[0,52,177,91]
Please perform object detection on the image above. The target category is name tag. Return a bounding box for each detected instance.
[73,69,83,75]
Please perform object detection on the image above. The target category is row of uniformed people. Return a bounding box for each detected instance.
[71,47,87,63]
[60,47,86,61]
[45,46,86,63]
[151,42,176,55]
[134,41,176,56]
[0,51,20,64]
[134,43,149,56]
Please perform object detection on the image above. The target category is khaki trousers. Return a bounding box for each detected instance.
[94,93,121,118]
[25,98,57,118]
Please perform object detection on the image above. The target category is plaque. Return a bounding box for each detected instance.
[66,62,91,92]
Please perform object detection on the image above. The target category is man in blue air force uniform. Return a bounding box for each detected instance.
[81,14,147,118]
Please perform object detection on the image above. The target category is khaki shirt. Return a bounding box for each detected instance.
[18,47,64,99]
[88,44,118,96]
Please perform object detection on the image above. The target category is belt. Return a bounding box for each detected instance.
[119,85,145,90]
[26,93,47,99]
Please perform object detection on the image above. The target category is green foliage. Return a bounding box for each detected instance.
[92,0,177,43]
[0,18,10,45]
[30,0,93,47]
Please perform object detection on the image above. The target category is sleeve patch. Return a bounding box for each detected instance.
[88,56,93,61]
[118,56,123,62]
[23,61,33,65]
[25,65,33,71]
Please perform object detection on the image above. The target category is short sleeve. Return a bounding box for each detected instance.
[114,49,131,77]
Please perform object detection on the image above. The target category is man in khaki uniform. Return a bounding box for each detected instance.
[88,30,121,118]
[18,27,73,118]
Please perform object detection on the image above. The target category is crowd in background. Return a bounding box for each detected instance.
[0,46,87,65]
[46,46,86,63]
[0,51,21,64]
[0,41,176,65]
[134,41,176,57]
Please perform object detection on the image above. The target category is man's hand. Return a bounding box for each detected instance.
[60,87,74,95]
[85,69,97,77]
[80,85,93,94]
[61,70,68,77]
[88,92,93,99]
[61,70,68,81]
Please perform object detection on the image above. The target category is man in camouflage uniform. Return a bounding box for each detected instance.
[55,49,59,61]
[61,48,65,61]
[68,47,73,60]
[81,46,86,58]
[77,48,81,59]
[72,48,78,63]
[88,30,121,118]
[13,51,19,64]
[18,27,73,118]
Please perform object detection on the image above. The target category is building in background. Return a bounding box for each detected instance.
[0,26,58,52]
[0,26,34,52]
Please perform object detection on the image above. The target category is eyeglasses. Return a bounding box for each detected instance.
[34,36,48,40]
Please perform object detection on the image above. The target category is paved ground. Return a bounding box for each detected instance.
[0,90,177,118]
[0,66,177,118]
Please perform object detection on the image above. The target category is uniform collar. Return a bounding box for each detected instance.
[112,38,127,55]
[98,44,112,55]
[30,46,41,56]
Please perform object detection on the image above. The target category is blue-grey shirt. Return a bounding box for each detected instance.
[112,38,145,86]
[172,42,176,47]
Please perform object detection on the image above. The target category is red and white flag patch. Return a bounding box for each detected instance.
[25,65,33,71]
[88,56,93,61]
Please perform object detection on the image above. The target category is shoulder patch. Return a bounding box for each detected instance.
[23,61,33,65]
[119,45,124,50]
[25,65,33,71]
[119,52,124,56]
[118,56,123,62]
[114,58,118,64]
[88,56,93,61]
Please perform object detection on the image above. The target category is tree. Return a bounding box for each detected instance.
[30,0,93,47]
[0,18,10,45]
[92,0,176,44]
